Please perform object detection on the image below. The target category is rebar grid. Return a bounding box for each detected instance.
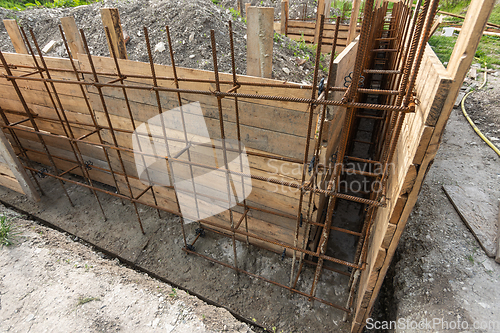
[0,1,431,316]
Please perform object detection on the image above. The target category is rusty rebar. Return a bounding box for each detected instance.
[80,29,145,234]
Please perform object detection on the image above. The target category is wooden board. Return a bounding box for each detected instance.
[2,19,28,54]
[247,7,274,78]
[443,185,498,257]
[0,130,39,201]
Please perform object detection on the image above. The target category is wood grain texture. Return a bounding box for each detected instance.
[3,19,28,54]
[100,8,128,59]
[60,16,86,58]
[246,7,274,78]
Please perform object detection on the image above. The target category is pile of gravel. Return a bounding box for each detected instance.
[0,0,330,83]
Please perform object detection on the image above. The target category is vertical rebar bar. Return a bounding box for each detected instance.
[80,29,145,234]
[143,27,187,245]
[210,29,239,273]
[290,14,325,288]
[58,24,125,206]
[27,28,106,218]
[228,20,250,245]
[0,49,74,206]
[104,26,161,219]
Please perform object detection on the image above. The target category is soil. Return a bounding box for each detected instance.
[0,0,330,85]
[0,205,255,333]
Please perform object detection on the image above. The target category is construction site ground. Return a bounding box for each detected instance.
[1,1,500,332]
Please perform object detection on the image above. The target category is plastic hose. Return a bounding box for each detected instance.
[460,67,500,157]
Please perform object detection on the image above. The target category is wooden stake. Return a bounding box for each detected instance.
[314,0,326,44]
[247,7,274,78]
[100,8,128,59]
[60,16,86,58]
[347,0,361,44]
[280,1,289,35]
[3,19,28,54]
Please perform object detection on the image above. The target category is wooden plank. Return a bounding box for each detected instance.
[247,7,274,78]
[83,82,313,138]
[348,0,362,43]
[389,194,408,224]
[381,224,396,249]
[430,15,444,37]
[60,16,86,59]
[412,126,433,164]
[100,8,128,59]
[286,20,344,30]
[280,1,288,35]
[314,0,326,45]
[0,174,24,193]
[353,0,496,323]
[78,55,311,112]
[443,185,497,257]
[0,130,39,201]
[245,3,251,19]
[2,19,28,54]
[400,164,417,195]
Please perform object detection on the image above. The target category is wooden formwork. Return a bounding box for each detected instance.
[0,0,494,330]
[350,0,496,330]
[275,0,362,53]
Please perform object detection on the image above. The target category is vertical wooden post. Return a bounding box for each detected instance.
[314,0,326,44]
[280,1,289,35]
[324,0,332,18]
[245,3,251,19]
[347,0,361,43]
[60,16,86,58]
[3,20,28,54]
[100,8,128,59]
[238,0,244,16]
[247,7,274,78]
[0,130,39,202]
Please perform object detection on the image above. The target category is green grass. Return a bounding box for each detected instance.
[330,0,353,20]
[0,214,20,247]
[488,4,500,25]
[428,2,500,69]
[0,0,97,10]
[429,34,500,68]
[77,296,100,306]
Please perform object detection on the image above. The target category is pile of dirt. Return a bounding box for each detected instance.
[0,0,329,83]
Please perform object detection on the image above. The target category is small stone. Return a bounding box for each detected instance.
[189,54,195,59]
[189,32,195,42]
[154,42,166,53]
[122,30,130,44]
[25,314,35,322]
[282,67,290,74]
